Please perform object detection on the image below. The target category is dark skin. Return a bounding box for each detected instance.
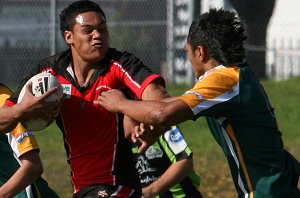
[94,43,220,151]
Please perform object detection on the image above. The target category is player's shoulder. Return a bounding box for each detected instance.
[108,48,143,68]
[207,65,239,78]
[38,49,71,72]
[198,65,240,87]
[0,83,12,95]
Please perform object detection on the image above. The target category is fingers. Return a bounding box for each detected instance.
[40,87,59,100]
[132,124,154,153]
[137,141,149,154]
[25,82,34,95]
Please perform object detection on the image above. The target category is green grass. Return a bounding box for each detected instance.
[35,77,300,198]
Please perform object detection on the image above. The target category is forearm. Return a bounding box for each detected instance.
[98,88,194,126]
[0,104,23,133]
[143,158,193,196]
[118,99,167,125]
[0,151,43,198]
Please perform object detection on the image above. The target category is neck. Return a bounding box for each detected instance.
[203,59,221,72]
[71,58,96,87]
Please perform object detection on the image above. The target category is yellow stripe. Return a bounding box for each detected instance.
[226,124,254,198]
[33,183,42,198]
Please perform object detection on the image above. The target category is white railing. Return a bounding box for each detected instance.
[266,43,300,80]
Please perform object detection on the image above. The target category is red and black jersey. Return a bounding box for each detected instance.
[7,48,165,193]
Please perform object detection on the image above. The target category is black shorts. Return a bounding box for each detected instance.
[73,184,141,198]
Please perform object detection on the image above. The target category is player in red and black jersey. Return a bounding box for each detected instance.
[6,1,172,197]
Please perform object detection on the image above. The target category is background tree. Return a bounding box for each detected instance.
[229,0,277,79]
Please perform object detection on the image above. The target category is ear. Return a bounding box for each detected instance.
[195,46,206,61]
[64,31,73,44]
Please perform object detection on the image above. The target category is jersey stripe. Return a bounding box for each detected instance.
[191,83,239,115]
[112,61,141,88]
[217,117,253,198]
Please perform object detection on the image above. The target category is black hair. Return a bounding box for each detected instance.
[59,0,106,38]
[187,8,247,65]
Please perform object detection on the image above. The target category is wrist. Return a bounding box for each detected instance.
[12,103,25,121]
[117,99,129,114]
[146,182,160,196]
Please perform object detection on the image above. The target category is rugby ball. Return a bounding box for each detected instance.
[17,72,63,131]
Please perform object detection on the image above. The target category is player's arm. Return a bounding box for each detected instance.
[142,158,193,197]
[0,83,60,133]
[140,80,170,100]
[0,150,43,198]
[97,89,194,126]
[122,80,171,139]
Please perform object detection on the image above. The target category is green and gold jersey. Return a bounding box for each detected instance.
[179,64,300,198]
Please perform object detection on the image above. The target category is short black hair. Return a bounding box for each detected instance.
[59,0,106,38]
[187,8,247,65]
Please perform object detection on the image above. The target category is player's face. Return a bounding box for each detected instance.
[185,42,205,79]
[65,11,109,63]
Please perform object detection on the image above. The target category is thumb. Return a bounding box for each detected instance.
[25,82,34,95]
[137,140,149,154]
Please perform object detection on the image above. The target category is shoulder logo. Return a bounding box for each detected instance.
[164,127,187,154]
[169,128,184,143]
[16,132,34,143]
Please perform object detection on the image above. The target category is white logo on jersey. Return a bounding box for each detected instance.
[136,155,156,174]
[16,132,34,143]
[145,146,163,159]
[164,127,187,154]
[62,84,71,98]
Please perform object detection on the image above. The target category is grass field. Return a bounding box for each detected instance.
[35,77,300,198]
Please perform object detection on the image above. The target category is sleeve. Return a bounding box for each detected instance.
[0,84,39,157]
[178,67,240,117]
[159,126,192,163]
[6,124,39,157]
[112,52,165,99]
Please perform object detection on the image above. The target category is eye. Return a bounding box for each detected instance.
[81,26,94,34]
[97,25,108,33]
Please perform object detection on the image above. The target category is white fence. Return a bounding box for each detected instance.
[266,41,300,80]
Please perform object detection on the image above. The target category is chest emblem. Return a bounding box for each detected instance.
[62,84,72,98]
[145,146,163,159]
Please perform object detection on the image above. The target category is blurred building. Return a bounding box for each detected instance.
[266,0,300,80]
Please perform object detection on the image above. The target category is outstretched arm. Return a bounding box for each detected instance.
[96,89,194,126]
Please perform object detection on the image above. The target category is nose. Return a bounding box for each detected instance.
[93,29,101,39]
